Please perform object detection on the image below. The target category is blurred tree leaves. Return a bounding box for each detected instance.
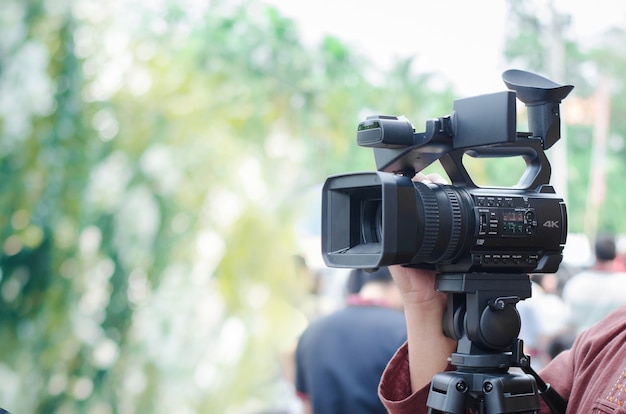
[0,0,452,413]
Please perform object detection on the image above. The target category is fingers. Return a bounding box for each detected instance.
[413,172,449,185]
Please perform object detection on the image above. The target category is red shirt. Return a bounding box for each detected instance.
[379,306,626,413]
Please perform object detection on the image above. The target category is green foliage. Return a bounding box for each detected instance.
[0,0,455,412]
[504,0,585,87]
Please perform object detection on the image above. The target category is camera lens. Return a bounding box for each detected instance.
[410,183,466,264]
[360,199,383,244]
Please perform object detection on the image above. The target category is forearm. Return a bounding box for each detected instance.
[404,302,457,392]
[387,265,457,396]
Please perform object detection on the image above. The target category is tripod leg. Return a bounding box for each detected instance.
[427,372,471,414]
[479,374,540,414]
[428,371,541,413]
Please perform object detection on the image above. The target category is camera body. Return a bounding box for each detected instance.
[321,70,573,273]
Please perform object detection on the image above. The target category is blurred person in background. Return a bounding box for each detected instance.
[295,267,406,414]
[562,233,626,333]
[517,273,570,368]
[611,235,626,271]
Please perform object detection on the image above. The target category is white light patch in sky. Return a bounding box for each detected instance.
[262,0,626,95]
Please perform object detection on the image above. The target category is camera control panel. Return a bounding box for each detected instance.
[474,196,537,238]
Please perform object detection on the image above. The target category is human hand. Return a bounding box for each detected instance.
[389,265,444,310]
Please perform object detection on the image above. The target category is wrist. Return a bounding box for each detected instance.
[401,291,447,312]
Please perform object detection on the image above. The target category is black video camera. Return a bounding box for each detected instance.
[321,70,573,273]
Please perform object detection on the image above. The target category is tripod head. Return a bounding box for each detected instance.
[426,273,567,414]
[439,273,530,361]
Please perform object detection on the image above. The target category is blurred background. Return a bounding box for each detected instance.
[1,0,626,412]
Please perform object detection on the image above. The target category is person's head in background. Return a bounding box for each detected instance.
[346,267,403,311]
[594,233,616,270]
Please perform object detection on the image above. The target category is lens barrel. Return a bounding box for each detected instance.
[322,171,472,268]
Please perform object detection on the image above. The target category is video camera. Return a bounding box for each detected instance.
[321,70,573,274]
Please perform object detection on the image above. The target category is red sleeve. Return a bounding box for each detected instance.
[296,391,309,402]
[379,342,453,414]
[536,306,626,412]
[536,343,574,413]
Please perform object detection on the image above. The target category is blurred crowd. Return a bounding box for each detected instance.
[518,232,626,369]
[279,232,626,413]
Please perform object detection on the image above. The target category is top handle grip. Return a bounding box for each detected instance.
[440,138,550,191]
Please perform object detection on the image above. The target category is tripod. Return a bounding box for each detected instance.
[426,273,567,414]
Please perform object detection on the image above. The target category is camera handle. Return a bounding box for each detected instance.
[440,138,552,192]
[426,273,567,414]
